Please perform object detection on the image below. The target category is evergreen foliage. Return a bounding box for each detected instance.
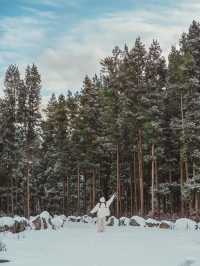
[0,21,200,219]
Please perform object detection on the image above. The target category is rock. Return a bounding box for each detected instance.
[76,216,81,222]
[145,218,160,227]
[159,221,173,229]
[59,215,67,222]
[13,216,27,233]
[129,216,146,227]
[40,211,52,229]
[51,216,64,230]
[68,216,78,222]
[30,216,42,230]
[13,221,25,233]
[0,217,15,232]
[175,218,197,231]
[106,216,118,226]
[92,217,97,224]
[42,218,48,229]
[81,215,93,224]
[119,217,130,226]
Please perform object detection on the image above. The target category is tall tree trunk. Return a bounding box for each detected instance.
[7,192,9,214]
[84,174,87,214]
[151,143,155,215]
[130,161,133,216]
[77,166,80,214]
[27,162,30,218]
[180,160,184,216]
[169,169,173,214]
[11,176,14,216]
[185,160,189,181]
[92,169,96,208]
[66,175,69,214]
[116,144,120,218]
[133,149,138,214]
[138,129,144,216]
[195,192,198,215]
[63,176,67,215]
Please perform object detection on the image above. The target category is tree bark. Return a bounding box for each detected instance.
[138,129,144,216]
[180,160,184,216]
[11,176,14,216]
[27,162,30,218]
[130,161,133,216]
[133,149,138,214]
[92,169,96,208]
[116,144,120,218]
[151,143,155,215]
[77,166,80,214]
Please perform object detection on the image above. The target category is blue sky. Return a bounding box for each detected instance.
[0,0,200,103]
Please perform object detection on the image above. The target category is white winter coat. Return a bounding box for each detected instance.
[90,194,115,218]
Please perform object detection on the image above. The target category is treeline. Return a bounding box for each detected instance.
[0,21,200,219]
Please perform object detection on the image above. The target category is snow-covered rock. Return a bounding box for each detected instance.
[107,216,118,226]
[145,218,160,227]
[0,217,15,232]
[40,211,51,221]
[119,217,130,226]
[40,211,52,229]
[197,222,200,230]
[92,217,97,224]
[159,220,174,229]
[51,216,64,230]
[0,217,15,228]
[129,216,146,227]
[30,216,42,230]
[13,216,27,233]
[175,218,197,231]
[59,215,67,222]
[67,216,80,222]
[81,215,93,224]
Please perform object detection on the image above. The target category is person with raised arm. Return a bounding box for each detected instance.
[90,193,116,232]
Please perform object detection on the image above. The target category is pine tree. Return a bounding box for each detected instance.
[25,64,42,217]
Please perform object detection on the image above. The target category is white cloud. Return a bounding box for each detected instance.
[37,0,200,96]
[1,0,200,101]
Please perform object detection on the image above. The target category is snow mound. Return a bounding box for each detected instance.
[0,217,15,227]
[175,218,197,231]
[130,216,146,227]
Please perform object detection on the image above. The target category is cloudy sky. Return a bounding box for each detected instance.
[0,0,200,102]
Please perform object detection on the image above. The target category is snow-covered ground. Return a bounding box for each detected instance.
[1,223,200,266]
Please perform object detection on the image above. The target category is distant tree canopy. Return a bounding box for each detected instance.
[0,21,200,219]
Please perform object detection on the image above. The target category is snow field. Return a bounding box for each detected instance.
[1,222,200,266]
